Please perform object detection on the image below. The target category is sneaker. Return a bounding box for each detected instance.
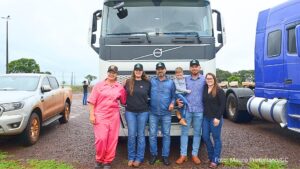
[209,162,217,168]
[162,157,171,166]
[103,163,111,169]
[149,155,157,165]
[132,161,141,167]
[95,162,102,169]
[128,160,134,167]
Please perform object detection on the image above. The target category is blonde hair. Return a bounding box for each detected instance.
[175,67,183,73]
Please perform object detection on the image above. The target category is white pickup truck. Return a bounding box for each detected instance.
[0,73,72,146]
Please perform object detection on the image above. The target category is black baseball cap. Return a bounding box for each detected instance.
[156,62,166,69]
[134,63,143,70]
[190,59,200,67]
[107,65,118,73]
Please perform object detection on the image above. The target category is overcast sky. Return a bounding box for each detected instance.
[0,0,287,84]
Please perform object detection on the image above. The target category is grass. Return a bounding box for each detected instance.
[222,158,243,167]
[0,150,73,169]
[248,158,287,169]
[27,159,73,169]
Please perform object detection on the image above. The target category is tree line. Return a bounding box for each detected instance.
[216,68,254,83]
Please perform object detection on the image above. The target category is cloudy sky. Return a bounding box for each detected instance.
[0,0,286,84]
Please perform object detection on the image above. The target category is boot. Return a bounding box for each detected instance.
[176,111,182,119]
[176,155,187,164]
[179,118,187,126]
[191,156,201,165]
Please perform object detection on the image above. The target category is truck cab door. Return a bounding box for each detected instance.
[40,77,54,120]
[263,28,285,95]
[284,22,300,99]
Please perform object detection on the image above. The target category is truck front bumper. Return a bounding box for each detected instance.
[0,111,29,135]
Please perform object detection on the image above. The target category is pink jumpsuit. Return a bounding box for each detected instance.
[88,80,126,164]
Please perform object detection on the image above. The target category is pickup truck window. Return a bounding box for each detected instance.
[48,77,59,89]
[41,77,50,86]
[0,76,39,91]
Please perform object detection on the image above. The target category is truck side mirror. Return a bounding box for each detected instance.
[218,33,223,43]
[41,85,52,93]
[296,25,300,57]
[92,10,102,32]
[212,9,226,52]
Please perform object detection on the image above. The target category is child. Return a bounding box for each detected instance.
[173,67,191,126]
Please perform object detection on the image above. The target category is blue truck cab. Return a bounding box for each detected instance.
[247,0,300,132]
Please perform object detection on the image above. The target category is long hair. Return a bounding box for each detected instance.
[206,73,219,97]
[128,70,149,96]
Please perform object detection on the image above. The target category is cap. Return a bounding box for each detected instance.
[156,62,166,69]
[190,59,200,67]
[107,65,118,73]
[134,63,143,70]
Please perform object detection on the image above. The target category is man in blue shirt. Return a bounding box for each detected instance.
[176,59,205,165]
[149,62,175,166]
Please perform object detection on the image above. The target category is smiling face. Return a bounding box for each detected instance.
[156,68,166,78]
[206,74,215,86]
[134,69,143,79]
[107,71,117,81]
[175,71,184,80]
[190,65,200,76]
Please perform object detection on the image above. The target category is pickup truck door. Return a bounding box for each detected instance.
[40,77,56,120]
[48,77,64,115]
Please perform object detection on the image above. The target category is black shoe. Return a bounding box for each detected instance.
[162,157,171,166]
[95,162,102,169]
[149,155,157,165]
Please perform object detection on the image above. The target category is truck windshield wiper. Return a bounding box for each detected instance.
[163,32,201,43]
[107,32,152,43]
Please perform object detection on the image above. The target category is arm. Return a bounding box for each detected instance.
[168,81,176,111]
[89,103,95,124]
[174,79,191,94]
[216,88,226,120]
[119,87,127,105]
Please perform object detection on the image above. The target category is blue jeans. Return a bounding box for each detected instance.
[180,112,203,156]
[176,94,189,119]
[149,113,171,157]
[83,92,88,105]
[125,111,149,162]
[202,117,223,164]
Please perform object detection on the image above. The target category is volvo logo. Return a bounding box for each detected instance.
[153,48,163,58]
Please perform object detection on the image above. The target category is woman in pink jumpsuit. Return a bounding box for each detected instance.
[88,65,126,169]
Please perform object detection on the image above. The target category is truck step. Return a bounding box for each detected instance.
[42,115,63,126]
[288,114,300,119]
[287,127,300,133]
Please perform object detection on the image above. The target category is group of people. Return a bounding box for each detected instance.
[87,60,226,169]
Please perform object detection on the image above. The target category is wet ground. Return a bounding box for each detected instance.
[0,94,299,169]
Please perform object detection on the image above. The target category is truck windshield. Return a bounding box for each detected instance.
[102,0,213,37]
[0,76,40,91]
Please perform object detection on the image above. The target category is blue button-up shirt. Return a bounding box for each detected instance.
[150,77,176,115]
[185,74,205,113]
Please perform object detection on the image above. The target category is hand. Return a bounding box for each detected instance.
[176,99,183,108]
[213,118,220,127]
[122,79,127,86]
[187,90,191,94]
[89,114,96,124]
[169,103,174,111]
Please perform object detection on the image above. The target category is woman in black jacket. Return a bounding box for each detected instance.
[202,73,226,168]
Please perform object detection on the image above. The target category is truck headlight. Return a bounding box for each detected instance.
[0,102,24,112]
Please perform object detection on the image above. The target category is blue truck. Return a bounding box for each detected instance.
[226,0,300,133]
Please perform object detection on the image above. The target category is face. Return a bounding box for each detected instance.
[107,71,117,81]
[156,68,166,77]
[206,74,215,86]
[190,65,200,75]
[175,72,184,79]
[134,69,143,78]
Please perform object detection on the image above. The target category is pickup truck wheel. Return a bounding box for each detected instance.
[226,93,253,122]
[59,102,70,124]
[21,112,40,146]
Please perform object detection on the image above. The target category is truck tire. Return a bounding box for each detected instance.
[59,102,70,124]
[21,112,41,146]
[226,93,252,122]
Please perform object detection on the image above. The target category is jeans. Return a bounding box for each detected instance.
[83,92,88,105]
[149,113,171,157]
[176,94,189,118]
[202,117,223,164]
[180,112,203,156]
[125,111,149,162]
